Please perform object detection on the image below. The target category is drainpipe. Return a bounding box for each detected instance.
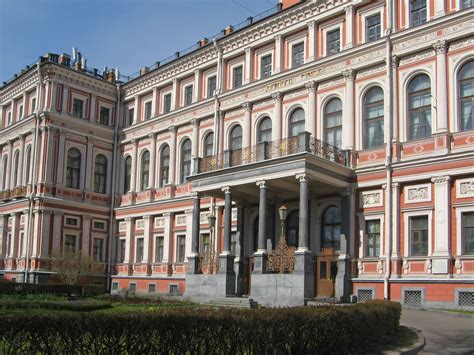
[213,39,223,157]
[106,82,121,291]
[24,62,43,283]
[384,0,394,300]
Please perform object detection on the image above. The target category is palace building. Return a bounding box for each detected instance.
[0,0,473,308]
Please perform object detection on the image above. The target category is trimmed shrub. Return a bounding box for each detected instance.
[0,299,112,312]
[0,300,401,353]
[0,282,105,297]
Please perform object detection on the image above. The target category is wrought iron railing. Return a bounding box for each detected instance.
[197,132,348,174]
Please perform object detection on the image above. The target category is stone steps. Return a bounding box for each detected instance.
[205,297,258,309]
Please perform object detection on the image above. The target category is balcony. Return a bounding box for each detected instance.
[196,132,349,175]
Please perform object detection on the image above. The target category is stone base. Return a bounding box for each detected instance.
[183,272,236,302]
[335,256,350,303]
[186,255,201,275]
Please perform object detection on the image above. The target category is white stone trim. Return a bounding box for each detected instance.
[403,209,433,257]
[255,47,274,80]
[358,213,384,258]
[202,71,217,99]
[359,189,384,208]
[229,60,245,90]
[359,6,385,44]
[404,0,432,29]
[404,183,432,204]
[286,33,307,69]
[321,21,343,57]
[135,219,145,230]
[160,89,173,114]
[455,205,474,256]
[456,178,474,199]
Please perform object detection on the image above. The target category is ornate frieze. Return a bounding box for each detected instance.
[398,50,433,66]
[118,221,127,232]
[456,178,474,198]
[404,184,431,204]
[135,219,145,229]
[0,69,39,103]
[359,190,383,208]
[175,214,187,226]
[154,217,165,228]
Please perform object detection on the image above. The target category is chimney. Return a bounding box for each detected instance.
[198,38,209,47]
[106,70,116,83]
[59,53,71,67]
[140,67,150,76]
[279,0,303,10]
[224,25,234,35]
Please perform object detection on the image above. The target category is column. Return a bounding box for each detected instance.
[191,119,200,174]
[343,69,355,150]
[5,140,12,190]
[244,47,253,85]
[257,181,267,252]
[391,183,400,258]
[56,129,66,186]
[0,106,4,128]
[194,69,201,102]
[171,79,178,111]
[52,211,63,253]
[335,187,351,302]
[90,94,96,122]
[84,137,94,191]
[38,211,51,258]
[148,133,157,188]
[191,193,201,255]
[22,91,27,118]
[432,176,451,273]
[123,217,133,264]
[222,187,232,254]
[151,87,158,117]
[272,92,282,141]
[0,215,7,260]
[133,96,139,123]
[168,126,177,185]
[307,20,316,62]
[17,134,25,186]
[305,81,317,137]
[44,127,55,184]
[31,210,41,258]
[242,102,252,148]
[344,5,354,49]
[143,215,152,263]
[130,139,138,192]
[274,35,283,74]
[82,215,92,257]
[297,174,309,251]
[20,210,29,258]
[391,55,400,142]
[433,40,448,133]
[10,213,19,258]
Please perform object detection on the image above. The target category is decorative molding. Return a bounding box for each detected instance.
[342,69,355,80]
[154,217,165,228]
[241,102,253,112]
[135,219,145,229]
[456,178,474,199]
[432,40,447,55]
[404,184,432,204]
[359,190,383,208]
[175,214,187,226]
[305,81,317,92]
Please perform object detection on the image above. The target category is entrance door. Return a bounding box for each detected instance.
[316,248,338,298]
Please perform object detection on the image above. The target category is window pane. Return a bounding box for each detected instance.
[261,55,272,79]
[327,29,340,55]
[164,94,172,113]
[208,76,217,98]
[366,14,381,42]
[410,216,428,256]
[464,212,474,255]
[233,66,243,89]
[292,42,304,67]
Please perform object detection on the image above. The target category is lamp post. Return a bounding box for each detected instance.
[207,214,217,273]
[279,205,288,243]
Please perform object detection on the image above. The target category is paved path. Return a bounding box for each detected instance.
[401,308,474,355]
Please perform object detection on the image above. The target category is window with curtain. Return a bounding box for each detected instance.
[410,216,428,256]
[204,132,214,158]
[324,98,343,147]
[180,139,192,183]
[94,154,107,194]
[140,151,150,191]
[229,125,242,151]
[124,156,132,193]
[364,87,384,149]
[408,74,431,140]
[160,145,170,188]
[459,60,474,131]
[66,148,81,189]
[289,108,305,137]
[321,206,341,251]
[257,117,272,143]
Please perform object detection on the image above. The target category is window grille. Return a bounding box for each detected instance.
[404,290,422,305]
[458,291,474,307]
[357,289,374,302]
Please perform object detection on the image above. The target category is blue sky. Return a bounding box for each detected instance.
[0,0,277,82]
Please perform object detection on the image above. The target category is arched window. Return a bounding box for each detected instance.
[124,156,132,193]
[257,117,272,143]
[159,145,170,188]
[324,98,343,148]
[12,151,19,187]
[321,206,341,251]
[364,87,384,149]
[94,154,107,194]
[180,139,192,183]
[25,147,31,185]
[204,132,214,158]
[459,60,474,131]
[229,125,242,151]
[66,148,81,189]
[140,151,150,191]
[408,74,431,140]
[286,210,299,248]
[1,157,7,190]
[289,108,305,137]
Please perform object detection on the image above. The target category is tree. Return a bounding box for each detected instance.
[50,250,92,295]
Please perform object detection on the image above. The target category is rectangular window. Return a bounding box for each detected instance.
[463,212,474,255]
[163,93,172,113]
[65,217,78,226]
[410,0,427,27]
[136,238,144,263]
[292,42,305,68]
[128,107,134,126]
[366,14,381,42]
[260,54,272,79]
[118,239,126,263]
[177,235,186,263]
[184,86,193,106]
[31,98,36,113]
[129,283,136,291]
[93,238,104,262]
[7,112,12,125]
[19,232,24,256]
[200,233,210,255]
[72,98,84,118]
[148,284,156,293]
[462,0,474,9]
[144,101,152,120]
[99,107,110,125]
[93,220,106,231]
[112,282,118,290]
[64,234,76,253]
[18,105,23,119]
[207,76,217,98]
[232,66,243,89]
[327,29,340,55]
[410,216,428,256]
[365,220,380,257]
[155,236,164,262]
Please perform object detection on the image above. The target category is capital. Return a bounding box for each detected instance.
[391,54,400,68]
[148,132,157,140]
[256,180,266,189]
[274,34,282,42]
[431,175,451,185]
[271,92,282,102]
[190,118,200,128]
[344,5,353,15]
[433,40,447,55]
[306,20,315,30]
[130,138,138,146]
[245,46,252,55]
[343,69,355,80]
[242,102,253,112]
[168,125,177,133]
[191,191,200,199]
[296,173,307,183]
[305,81,317,92]
[217,110,225,121]
[221,186,231,194]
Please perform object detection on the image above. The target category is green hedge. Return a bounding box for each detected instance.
[0,299,112,312]
[0,300,400,353]
[0,282,105,297]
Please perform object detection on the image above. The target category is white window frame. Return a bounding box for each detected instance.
[360,7,384,44]
[403,209,433,258]
[358,213,385,259]
[181,82,194,107]
[203,71,217,98]
[229,61,245,90]
[405,0,431,29]
[143,99,153,121]
[135,236,144,263]
[455,205,474,256]
[18,104,24,120]
[64,143,86,190]
[7,111,12,126]
[63,231,80,253]
[30,95,37,115]
[321,22,343,57]
[287,34,306,69]
[92,236,105,262]
[93,149,111,195]
[256,48,274,80]
[161,90,173,114]
[176,234,186,263]
[117,237,126,263]
[70,92,87,118]
[64,215,80,227]
[154,234,165,263]
[92,219,107,231]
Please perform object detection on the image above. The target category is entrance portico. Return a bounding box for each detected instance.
[184,133,354,306]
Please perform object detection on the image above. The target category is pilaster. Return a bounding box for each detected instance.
[168,126,177,185]
[274,34,283,74]
[305,81,317,137]
[307,20,316,62]
[242,102,252,148]
[272,92,282,141]
[343,69,355,150]
[244,47,253,85]
[82,215,92,257]
[432,176,451,275]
